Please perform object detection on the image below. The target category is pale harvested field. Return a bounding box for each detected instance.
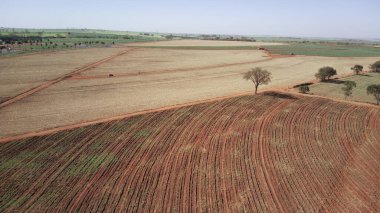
[79,48,267,76]
[0,45,379,137]
[0,47,127,98]
[127,39,286,47]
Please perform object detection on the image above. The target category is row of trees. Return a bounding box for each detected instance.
[243,60,380,105]
[314,61,380,82]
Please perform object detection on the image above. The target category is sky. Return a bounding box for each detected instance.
[1,0,379,39]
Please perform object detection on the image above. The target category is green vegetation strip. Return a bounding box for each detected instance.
[264,43,380,57]
[309,72,380,104]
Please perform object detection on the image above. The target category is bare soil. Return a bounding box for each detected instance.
[1,93,378,212]
[0,41,379,137]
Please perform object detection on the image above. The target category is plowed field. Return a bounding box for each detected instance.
[1,92,379,212]
[1,45,379,137]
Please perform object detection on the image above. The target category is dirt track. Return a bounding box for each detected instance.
[0,47,128,99]
[0,49,133,108]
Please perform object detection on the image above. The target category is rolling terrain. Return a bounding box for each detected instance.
[0,92,379,212]
[0,40,379,137]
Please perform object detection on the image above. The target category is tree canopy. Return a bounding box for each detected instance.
[367,84,380,105]
[341,81,356,98]
[351,65,363,75]
[315,66,337,81]
[243,67,272,94]
[369,61,380,72]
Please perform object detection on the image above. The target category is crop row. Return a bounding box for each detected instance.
[0,93,378,212]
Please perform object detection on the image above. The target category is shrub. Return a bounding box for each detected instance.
[299,85,310,93]
[369,61,380,72]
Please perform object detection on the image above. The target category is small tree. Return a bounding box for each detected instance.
[341,81,356,99]
[369,61,380,72]
[315,66,337,81]
[351,65,363,75]
[299,85,310,94]
[243,67,272,94]
[367,84,380,105]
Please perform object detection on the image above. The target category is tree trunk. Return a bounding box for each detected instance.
[255,84,259,94]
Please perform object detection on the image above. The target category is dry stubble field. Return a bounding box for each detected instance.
[0,92,379,212]
[125,39,286,47]
[0,47,125,99]
[0,40,379,137]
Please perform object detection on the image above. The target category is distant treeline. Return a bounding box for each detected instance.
[68,33,145,39]
[0,33,153,43]
[164,34,257,42]
[0,35,44,44]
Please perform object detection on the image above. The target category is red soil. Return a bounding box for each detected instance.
[0,93,379,212]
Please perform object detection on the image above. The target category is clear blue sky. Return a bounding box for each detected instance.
[1,0,379,39]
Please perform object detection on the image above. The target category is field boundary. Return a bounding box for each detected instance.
[0,91,250,143]
[0,48,133,109]
[1,87,378,144]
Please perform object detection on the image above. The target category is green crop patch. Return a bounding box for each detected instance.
[264,43,380,57]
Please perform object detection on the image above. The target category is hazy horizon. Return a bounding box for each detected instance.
[1,0,380,39]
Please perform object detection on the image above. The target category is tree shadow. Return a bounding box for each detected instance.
[357,74,372,77]
[323,79,345,84]
[293,82,314,88]
[263,91,298,100]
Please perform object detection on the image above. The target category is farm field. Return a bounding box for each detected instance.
[264,43,380,57]
[0,93,379,212]
[127,39,286,47]
[0,40,379,137]
[307,72,380,104]
[0,47,129,99]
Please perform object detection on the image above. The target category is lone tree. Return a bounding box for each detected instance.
[341,81,356,99]
[369,61,380,72]
[351,65,363,75]
[315,66,337,81]
[367,84,380,105]
[243,67,272,94]
[299,85,310,94]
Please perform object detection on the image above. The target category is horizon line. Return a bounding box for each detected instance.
[1,26,379,41]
